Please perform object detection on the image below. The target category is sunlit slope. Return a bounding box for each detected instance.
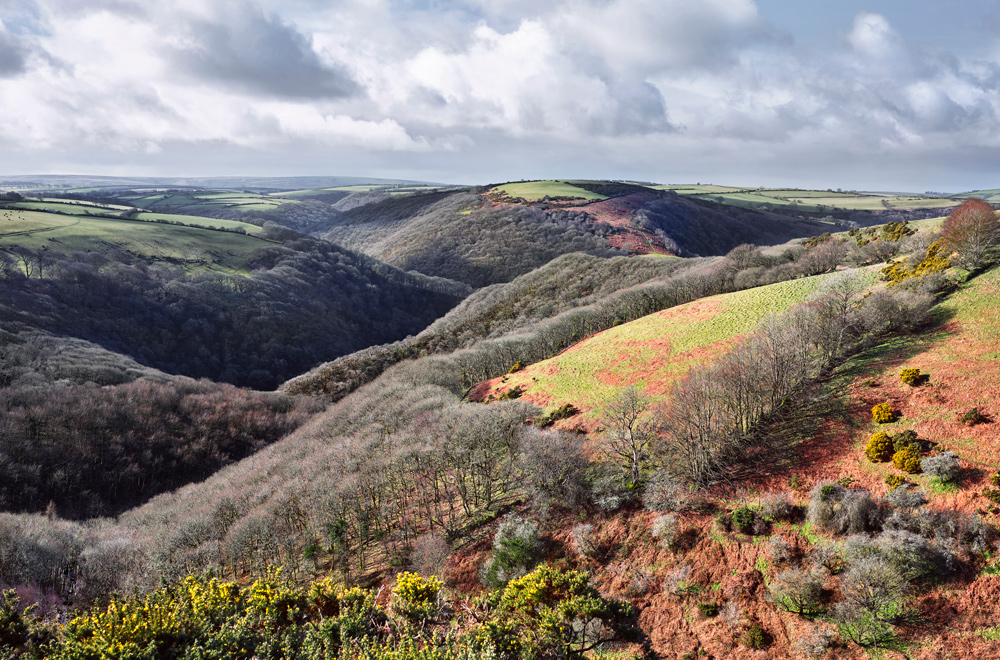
[0,208,270,273]
[478,268,878,423]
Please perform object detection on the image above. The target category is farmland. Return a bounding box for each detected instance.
[0,208,271,273]
[490,180,609,202]
[653,184,959,212]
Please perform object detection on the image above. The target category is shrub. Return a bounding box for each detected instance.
[759,492,798,522]
[570,523,598,559]
[959,407,990,426]
[768,568,824,615]
[697,602,719,617]
[872,402,898,424]
[885,474,908,490]
[643,471,683,512]
[865,432,895,462]
[741,623,770,649]
[508,361,523,374]
[892,446,922,474]
[808,483,884,535]
[921,451,961,483]
[899,368,926,386]
[481,516,543,588]
[651,514,684,551]
[391,572,443,621]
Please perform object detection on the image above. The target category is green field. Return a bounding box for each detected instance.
[9,201,129,216]
[491,180,607,202]
[650,184,957,212]
[0,209,271,273]
[496,267,878,415]
[133,212,262,234]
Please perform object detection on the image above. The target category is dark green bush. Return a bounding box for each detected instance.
[697,602,719,617]
[741,623,770,649]
[959,407,989,426]
[533,403,579,428]
[732,506,757,534]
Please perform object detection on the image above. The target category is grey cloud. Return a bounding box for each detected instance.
[0,27,27,76]
[169,5,359,99]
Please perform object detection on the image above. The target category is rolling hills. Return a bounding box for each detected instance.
[0,177,998,659]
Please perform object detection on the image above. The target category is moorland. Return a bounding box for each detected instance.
[0,176,997,659]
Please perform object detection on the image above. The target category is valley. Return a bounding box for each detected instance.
[0,176,998,659]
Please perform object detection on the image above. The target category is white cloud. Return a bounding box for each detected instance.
[1,0,1000,189]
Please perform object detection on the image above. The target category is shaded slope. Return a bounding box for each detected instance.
[1,225,470,389]
[319,191,621,287]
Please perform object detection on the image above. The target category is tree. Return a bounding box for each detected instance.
[600,387,655,487]
[941,197,1000,271]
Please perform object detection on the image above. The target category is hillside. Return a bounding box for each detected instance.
[472,268,879,427]
[0,212,470,388]
[0,185,997,659]
[319,190,622,287]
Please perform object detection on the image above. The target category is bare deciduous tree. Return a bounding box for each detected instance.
[600,386,655,486]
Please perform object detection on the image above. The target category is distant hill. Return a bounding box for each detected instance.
[0,211,470,388]
[0,174,442,192]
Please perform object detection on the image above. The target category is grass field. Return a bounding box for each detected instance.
[10,201,129,216]
[134,212,262,234]
[0,209,271,273]
[491,180,607,202]
[650,184,957,212]
[484,267,878,422]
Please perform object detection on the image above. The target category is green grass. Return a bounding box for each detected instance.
[502,268,876,413]
[133,212,262,234]
[649,185,956,212]
[0,209,271,273]
[492,180,607,202]
[10,201,129,216]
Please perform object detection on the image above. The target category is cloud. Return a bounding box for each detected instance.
[0,24,28,76]
[2,0,1000,190]
[167,4,360,99]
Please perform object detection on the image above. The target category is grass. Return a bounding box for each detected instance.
[498,268,875,417]
[10,201,129,216]
[649,185,957,212]
[491,180,607,202]
[0,209,271,273]
[133,212,262,234]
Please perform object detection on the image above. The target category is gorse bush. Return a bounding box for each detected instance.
[899,368,925,386]
[391,572,443,621]
[872,402,899,424]
[865,432,895,462]
[892,446,923,474]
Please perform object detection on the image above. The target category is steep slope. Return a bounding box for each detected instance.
[0,216,470,389]
[319,190,621,287]
[473,268,877,426]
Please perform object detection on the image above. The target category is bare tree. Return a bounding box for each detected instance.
[600,386,655,486]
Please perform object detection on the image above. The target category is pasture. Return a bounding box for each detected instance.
[491,180,608,202]
[0,209,271,273]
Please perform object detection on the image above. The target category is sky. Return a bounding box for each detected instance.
[2,0,1000,191]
